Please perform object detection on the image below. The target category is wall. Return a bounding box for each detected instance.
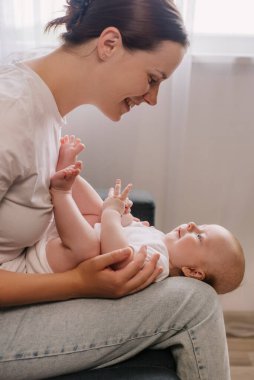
[64,57,254,311]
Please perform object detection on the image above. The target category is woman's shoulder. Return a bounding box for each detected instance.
[0,64,33,136]
[0,62,36,103]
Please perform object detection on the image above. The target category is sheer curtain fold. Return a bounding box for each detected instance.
[163,0,195,229]
[167,1,254,312]
[0,0,65,63]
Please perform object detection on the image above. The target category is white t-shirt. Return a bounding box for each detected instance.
[95,221,170,281]
[0,62,65,264]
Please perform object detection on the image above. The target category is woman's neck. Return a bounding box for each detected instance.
[24,44,98,116]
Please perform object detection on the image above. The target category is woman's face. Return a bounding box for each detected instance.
[94,40,185,121]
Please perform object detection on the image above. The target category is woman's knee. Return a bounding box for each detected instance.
[154,277,221,329]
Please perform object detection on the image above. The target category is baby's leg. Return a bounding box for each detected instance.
[47,164,100,273]
[56,135,85,171]
[50,162,81,192]
[57,135,102,226]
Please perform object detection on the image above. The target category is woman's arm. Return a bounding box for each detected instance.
[0,247,161,307]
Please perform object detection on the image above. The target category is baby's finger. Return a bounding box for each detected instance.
[70,135,75,143]
[120,184,132,201]
[75,160,83,170]
[108,187,114,197]
[114,179,121,197]
[62,135,69,144]
[125,198,133,208]
[124,206,131,215]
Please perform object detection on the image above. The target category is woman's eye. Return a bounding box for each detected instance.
[148,76,158,85]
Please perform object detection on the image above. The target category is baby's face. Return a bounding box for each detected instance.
[164,222,228,271]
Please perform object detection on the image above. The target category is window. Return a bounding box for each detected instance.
[1,0,254,59]
[0,0,65,53]
[176,0,254,57]
[192,0,254,56]
[194,0,254,36]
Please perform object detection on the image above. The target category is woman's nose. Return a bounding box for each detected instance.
[143,86,159,106]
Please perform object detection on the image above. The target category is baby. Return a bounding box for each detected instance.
[98,180,245,295]
[45,136,245,295]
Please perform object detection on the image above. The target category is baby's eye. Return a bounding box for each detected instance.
[197,233,202,241]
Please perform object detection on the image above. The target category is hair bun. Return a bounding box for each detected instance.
[65,0,93,31]
[69,0,92,12]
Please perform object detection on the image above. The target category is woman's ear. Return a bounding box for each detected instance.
[97,27,123,61]
[181,267,205,281]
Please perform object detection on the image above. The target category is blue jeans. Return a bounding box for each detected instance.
[0,278,230,380]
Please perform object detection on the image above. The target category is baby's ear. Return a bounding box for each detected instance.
[181,267,205,281]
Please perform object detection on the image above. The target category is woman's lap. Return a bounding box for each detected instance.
[0,277,230,380]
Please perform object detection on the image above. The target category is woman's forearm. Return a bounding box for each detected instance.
[0,269,78,307]
[0,248,161,307]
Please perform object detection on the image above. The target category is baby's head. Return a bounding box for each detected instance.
[164,222,245,294]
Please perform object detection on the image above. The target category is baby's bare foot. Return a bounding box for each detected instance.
[57,135,85,171]
[50,162,82,192]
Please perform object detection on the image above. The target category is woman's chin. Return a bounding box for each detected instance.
[110,113,122,122]
[100,108,122,122]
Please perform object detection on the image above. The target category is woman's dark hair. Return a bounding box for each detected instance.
[45,0,189,50]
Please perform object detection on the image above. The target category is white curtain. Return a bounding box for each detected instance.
[162,0,195,229]
[166,1,254,313]
[0,0,65,63]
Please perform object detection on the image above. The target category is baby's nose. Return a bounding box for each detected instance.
[187,222,198,232]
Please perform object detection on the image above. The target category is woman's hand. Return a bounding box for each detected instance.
[73,246,162,298]
[0,247,161,307]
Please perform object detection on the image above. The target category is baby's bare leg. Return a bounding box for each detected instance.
[47,163,100,273]
[57,135,102,226]
[56,135,85,171]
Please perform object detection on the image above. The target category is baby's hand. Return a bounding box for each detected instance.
[103,179,132,215]
[124,197,133,215]
[102,196,125,215]
[121,213,134,227]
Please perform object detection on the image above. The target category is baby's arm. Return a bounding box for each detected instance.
[71,176,103,227]
[100,180,132,256]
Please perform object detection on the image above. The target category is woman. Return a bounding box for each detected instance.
[0,1,230,379]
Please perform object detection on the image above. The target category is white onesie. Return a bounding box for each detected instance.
[94,221,170,282]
